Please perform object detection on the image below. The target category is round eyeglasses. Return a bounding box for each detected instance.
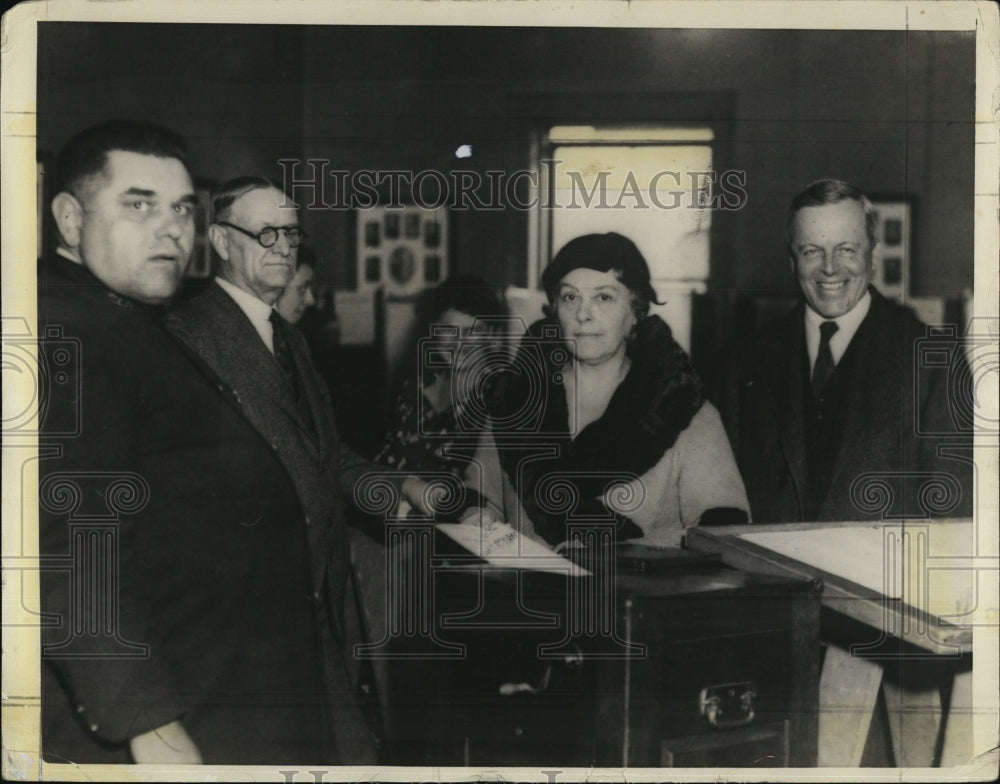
[217,221,308,249]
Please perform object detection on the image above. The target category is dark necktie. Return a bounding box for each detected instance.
[270,310,314,430]
[811,320,839,399]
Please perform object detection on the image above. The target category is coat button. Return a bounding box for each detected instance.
[305,516,311,526]
[313,590,320,601]
[89,723,99,732]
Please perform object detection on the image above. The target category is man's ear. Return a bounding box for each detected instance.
[51,192,83,249]
[207,223,229,261]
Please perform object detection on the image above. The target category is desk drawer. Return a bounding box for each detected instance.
[594,580,820,767]
[661,720,790,766]
[384,564,820,767]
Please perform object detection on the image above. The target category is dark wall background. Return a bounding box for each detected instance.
[38,23,975,302]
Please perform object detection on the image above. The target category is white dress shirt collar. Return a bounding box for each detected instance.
[214,276,276,354]
[56,247,82,264]
[804,289,872,373]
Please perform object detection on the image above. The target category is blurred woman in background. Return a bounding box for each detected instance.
[376,273,508,479]
[274,245,316,325]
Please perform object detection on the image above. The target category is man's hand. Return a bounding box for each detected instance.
[129,720,202,764]
[401,475,432,516]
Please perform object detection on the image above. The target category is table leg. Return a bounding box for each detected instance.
[939,668,973,767]
[882,676,942,767]
[818,643,884,766]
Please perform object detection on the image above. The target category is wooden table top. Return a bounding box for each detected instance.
[686,520,976,655]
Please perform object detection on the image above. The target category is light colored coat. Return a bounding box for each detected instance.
[468,401,749,548]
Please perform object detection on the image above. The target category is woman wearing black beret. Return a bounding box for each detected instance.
[464,232,749,548]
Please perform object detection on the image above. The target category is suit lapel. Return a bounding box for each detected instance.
[206,285,321,458]
[772,306,810,509]
[169,285,328,596]
[820,291,889,517]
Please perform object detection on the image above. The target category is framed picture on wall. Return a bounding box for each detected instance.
[355,204,449,297]
[869,199,912,302]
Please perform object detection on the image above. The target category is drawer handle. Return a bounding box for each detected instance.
[699,682,756,728]
[498,649,583,696]
[499,666,552,696]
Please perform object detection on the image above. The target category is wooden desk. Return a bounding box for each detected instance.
[364,525,822,767]
[687,520,975,767]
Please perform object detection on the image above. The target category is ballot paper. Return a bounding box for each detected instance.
[436,520,590,577]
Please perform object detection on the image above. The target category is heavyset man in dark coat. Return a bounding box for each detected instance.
[38,122,376,765]
[721,179,973,522]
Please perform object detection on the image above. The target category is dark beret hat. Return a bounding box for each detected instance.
[542,232,659,306]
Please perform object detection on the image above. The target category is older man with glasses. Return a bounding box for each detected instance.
[165,176,428,763]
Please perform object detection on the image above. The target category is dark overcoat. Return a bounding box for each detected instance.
[39,255,333,765]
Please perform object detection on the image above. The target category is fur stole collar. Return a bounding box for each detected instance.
[488,315,704,544]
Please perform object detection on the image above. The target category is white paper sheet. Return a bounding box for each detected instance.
[436,521,590,577]
[738,522,975,617]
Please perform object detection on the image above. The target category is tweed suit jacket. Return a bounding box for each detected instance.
[165,281,381,760]
[167,283,356,611]
[720,288,973,523]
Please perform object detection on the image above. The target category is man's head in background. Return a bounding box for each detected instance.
[787,179,878,320]
[209,177,306,305]
[50,120,197,304]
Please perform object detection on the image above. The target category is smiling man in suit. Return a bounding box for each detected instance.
[721,179,973,523]
[165,177,429,761]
